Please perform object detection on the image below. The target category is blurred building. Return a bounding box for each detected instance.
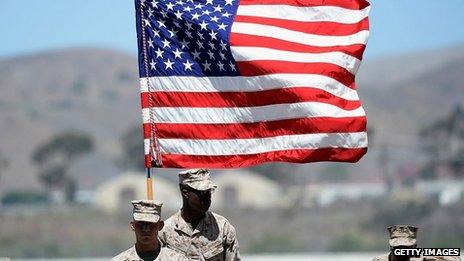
[93,172,180,212]
[212,169,284,209]
[285,182,388,207]
[414,179,464,205]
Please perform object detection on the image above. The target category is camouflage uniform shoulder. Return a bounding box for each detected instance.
[157,247,189,261]
[158,211,180,246]
[112,246,185,261]
[372,253,389,261]
[163,211,180,226]
[210,211,234,226]
[112,246,139,261]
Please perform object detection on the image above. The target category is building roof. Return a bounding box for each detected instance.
[93,172,180,212]
[212,169,283,209]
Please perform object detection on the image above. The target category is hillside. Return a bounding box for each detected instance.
[358,44,464,147]
[358,43,464,90]
[0,48,141,191]
[0,45,463,193]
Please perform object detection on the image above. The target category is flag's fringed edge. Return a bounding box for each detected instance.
[139,1,163,167]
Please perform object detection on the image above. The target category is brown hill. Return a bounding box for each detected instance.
[358,44,464,148]
[0,48,141,192]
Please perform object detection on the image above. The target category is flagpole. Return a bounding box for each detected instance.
[146,168,153,200]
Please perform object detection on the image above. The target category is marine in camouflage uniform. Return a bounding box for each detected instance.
[159,169,240,260]
[113,200,187,261]
[372,225,461,261]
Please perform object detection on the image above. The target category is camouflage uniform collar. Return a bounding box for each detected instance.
[174,210,213,237]
[388,252,426,261]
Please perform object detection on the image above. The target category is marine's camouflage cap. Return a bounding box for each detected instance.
[388,225,418,247]
[179,169,217,191]
[131,200,162,223]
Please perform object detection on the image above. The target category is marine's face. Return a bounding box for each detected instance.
[131,221,163,245]
[183,186,212,213]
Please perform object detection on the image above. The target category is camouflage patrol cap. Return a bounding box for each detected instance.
[388,225,418,247]
[179,169,217,191]
[131,200,162,223]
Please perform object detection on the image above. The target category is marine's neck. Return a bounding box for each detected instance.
[181,206,206,228]
[135,239,160,254]
[389,253,412,261]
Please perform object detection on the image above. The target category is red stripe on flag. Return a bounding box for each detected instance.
[160,148,368,168]
[144,117,366,139]
[145,154,153,168]
[238,0,370,9]
[143,121,153,139]
[234,16,369,36]
[141,87,360,109]
[230,33,366,59]
[237,61,355,88]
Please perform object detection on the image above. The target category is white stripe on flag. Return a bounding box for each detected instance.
[231,47,361,74]
[232,22,369,47]
[142,102,365,124]
[157,132,368,155]
[144,138,151,155]
[236,5,370,24]
[140,74,359,100]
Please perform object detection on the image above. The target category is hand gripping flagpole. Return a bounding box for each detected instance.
[139,0,162,200]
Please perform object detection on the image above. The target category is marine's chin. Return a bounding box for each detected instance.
[201,204,211,212]
[140,235,155,243]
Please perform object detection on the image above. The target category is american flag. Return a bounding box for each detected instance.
[134,0,370,168]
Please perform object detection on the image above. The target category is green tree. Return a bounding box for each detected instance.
[419,105,464,179]
[32,131,94,202]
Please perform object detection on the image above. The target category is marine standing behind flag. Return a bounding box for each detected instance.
[134,0,371,168]
[159,169,240,260]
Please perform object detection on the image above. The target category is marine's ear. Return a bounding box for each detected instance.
[130,220,135,231]
[158,220,164,230]
[180,185,190,199]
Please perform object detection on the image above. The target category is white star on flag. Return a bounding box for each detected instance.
[199,21,208,30]
[183,60,194,70]
[173,48,183,58]
[191,49,201,60]
[218,23,227,31]
[152,28,160,37]
[155,48,164,58]
[161,39,170,48]
[157,20,166,28]
[202,60,211,71]
[174,10,183,19]
[217,61,224,70]
[192,12,200,20]
[164,59,174,69]
[166,2,175,10]
[209,30,218,40]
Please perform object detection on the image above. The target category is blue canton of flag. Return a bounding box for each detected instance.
[135,0,240,77]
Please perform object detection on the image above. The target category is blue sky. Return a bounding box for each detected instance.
[1,0,463,59]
